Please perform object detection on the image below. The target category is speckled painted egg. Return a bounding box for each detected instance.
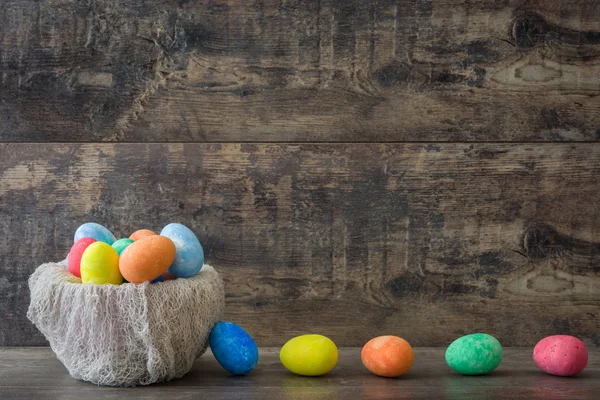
[209,322,259,375]
[533,335,588,376]
[160,223,204,278]
[118,235,176,283]
[80,242,123,285]
[68,237,96,278]
[280,334,338,376]
[361,336,414,377]
[129,229,157,241]
[445,333,503,375]
[74,222,116,245]
[111,238,134,256]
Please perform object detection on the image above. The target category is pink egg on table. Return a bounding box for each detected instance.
[533,335,588,376]
[68,237,97,278]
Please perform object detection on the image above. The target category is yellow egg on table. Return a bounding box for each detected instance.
[280,334,338,376]
[80,242,123,285]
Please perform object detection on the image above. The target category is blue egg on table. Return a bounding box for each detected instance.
[209,322,259,375]
[74,222,116,245]
[151,275,164,284]
[160,223,204,278]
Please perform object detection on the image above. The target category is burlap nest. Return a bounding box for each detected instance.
[27,261,224,387]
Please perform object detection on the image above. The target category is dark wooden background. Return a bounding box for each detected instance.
[1,0,599,347]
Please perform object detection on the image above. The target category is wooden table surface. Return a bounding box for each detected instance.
[0,347,598,399]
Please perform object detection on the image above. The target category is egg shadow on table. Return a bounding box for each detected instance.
[533,370,593,380]
[446,369,517,378]
[279,386,343,400]
[361,372,420,381]
[530,373,595,400]
[279,374,343,400]
[359,375,418,400]
[280,371,341,384]
[441,375,514,400]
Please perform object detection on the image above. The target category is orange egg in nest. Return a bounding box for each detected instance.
[119,235,176,283]
[361,336,414,378]
[129,229,157,241]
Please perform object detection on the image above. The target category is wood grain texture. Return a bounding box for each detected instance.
[1,0,600,142]
[1,143,599,346]
[1,348,600,399]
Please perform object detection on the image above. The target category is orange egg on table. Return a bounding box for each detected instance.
[129,229,157,241]
[361,336,414,378]
[119,235,176,283]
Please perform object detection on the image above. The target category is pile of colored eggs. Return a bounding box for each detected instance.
[67,222,205,284]
[205,326,589,378]
[65,222,590,380]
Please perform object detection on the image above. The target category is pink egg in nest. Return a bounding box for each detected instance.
[68,237,97,278]
[533,335,588,376]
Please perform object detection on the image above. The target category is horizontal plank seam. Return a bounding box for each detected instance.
[0,347,560,350]
[2,141,600,145]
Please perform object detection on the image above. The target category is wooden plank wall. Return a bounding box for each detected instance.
[0,0,599,347]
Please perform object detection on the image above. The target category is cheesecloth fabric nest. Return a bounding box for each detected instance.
[27,260,224,387]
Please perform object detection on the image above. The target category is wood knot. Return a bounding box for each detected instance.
[385,274,424,298]
[523,223,560,260]
[374,64,411,88]
[512,12,549,49]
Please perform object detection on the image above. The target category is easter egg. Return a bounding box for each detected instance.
[130,229,157,241]
[445,333,503,375]
[151,275,164,283]
[160,223,204,278]
[209,322,259,375]
[118,235,176,283]
[74,222,116,245]
[361,336,414,377]
[533,335,588,376]
[280,334,338,376]
[68,237,96,278]
[111,238,134,256]
[80,242,123,285]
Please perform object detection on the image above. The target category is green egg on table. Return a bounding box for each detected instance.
[280,334,338,376]
[445,333,502,375]
[80,242,123,285]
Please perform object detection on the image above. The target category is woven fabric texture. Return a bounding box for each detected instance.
[28,261,224,386]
